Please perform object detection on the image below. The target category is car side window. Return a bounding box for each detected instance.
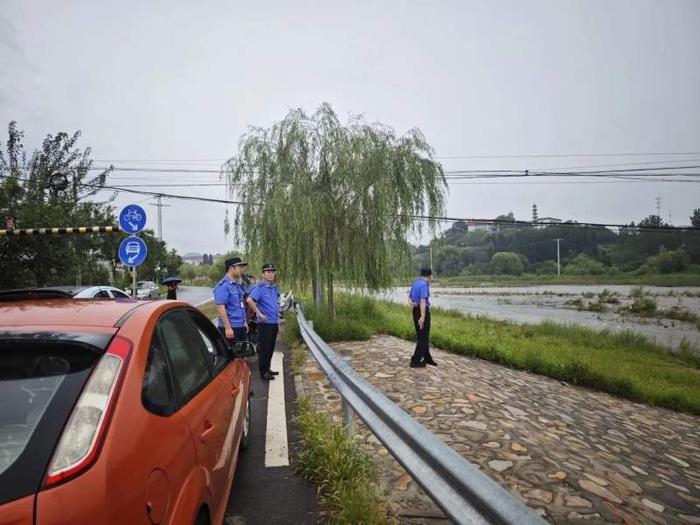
[156,310,213,403]
[112,290,130,299]
[94,290,110,298]
[187,310,230,373]
[142,331,175,416]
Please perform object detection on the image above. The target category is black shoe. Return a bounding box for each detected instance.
[261,372,276,380]
[269,370,280,375]
[410,362,426,368]
[425,360,438,367]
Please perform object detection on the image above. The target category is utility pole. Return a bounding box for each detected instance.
[656,196,661,218]
[430,246,435,276]
[150,195,170,240]
[554,238,562,276]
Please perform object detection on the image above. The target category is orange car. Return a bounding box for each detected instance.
[0,294,252,525]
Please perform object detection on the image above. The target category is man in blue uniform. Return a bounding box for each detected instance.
[408,268,436,368]
[214,257,248,344]
[247,263,280,380]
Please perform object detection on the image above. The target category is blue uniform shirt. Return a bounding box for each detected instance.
[214,276,247,328]
[409,278,430,307]
[249,282,280,324]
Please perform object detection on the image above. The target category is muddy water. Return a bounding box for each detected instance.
[374,285,700,351]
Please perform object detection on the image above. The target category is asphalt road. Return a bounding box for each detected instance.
[226,330,319,524]
[173,285,213,306]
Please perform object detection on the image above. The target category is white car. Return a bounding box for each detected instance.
[135,281,160,300]
[0,286,134,300]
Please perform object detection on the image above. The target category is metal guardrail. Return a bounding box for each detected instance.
[296,304,548,525]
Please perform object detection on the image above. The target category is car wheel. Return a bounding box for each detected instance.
[193,507,209,525]
[240,397,250,450]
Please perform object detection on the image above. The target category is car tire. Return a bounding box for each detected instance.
[194,507,209,525]
[240,397,250,450]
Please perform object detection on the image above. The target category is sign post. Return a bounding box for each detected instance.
[118,205,148,298]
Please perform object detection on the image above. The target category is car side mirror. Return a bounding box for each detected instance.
[229,341,257,358]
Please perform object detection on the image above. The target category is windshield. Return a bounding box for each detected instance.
[137,282,152,290]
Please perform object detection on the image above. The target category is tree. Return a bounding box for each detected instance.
[691,209,700,228]
[0,122,113,288]
[224,103,446,317]
[491,252,524,275]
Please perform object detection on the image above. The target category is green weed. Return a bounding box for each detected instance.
[295,397,393,525]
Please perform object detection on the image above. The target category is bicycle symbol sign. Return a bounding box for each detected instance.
[118,204,147,234]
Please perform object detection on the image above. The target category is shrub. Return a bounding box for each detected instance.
[564,254,606,275]
[645,247,690,274]
[535,260,558,275]
[628,287,657,315]
[491,252,524,276]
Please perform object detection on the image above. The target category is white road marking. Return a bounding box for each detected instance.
[264,351,289,467]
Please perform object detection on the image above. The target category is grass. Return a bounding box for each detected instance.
[294,397,393,525]
[198,302,218,320]
[423,272,700,288]
[290,293,700,414]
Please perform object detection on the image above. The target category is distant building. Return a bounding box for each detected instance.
[536,217,562,229]
[467,220,495,232]
[182,252,204,265]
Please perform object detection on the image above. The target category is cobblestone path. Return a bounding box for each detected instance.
[299,335,700,525]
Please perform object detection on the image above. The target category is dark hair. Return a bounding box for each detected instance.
[420,268,433,277]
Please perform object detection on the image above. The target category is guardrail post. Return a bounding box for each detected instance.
[340,356,355,435]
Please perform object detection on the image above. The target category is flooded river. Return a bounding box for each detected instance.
[372,285,700,352]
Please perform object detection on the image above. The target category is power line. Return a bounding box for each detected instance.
[2,174,696,233]
[435,151,700,160]
[0,175,251,206]
[531,158,700,171]
[407,215,700,233]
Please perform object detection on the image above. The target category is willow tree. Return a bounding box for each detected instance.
[223,103,446,317]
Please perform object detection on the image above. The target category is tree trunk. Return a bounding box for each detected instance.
[313,258,323,310]
[327,272,335,320]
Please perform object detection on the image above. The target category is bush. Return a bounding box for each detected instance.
[491,252,524,276]
[564,254,606,275]
[628,287,657,315]
[535,260,558,275]
[645,247,689,274]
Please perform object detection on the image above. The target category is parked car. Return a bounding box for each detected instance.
[0,285,134,301]
[136,280,160,300]
[0,290,253,525]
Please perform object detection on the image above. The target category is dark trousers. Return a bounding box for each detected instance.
[257,323,279,375]
[411,307,432,364]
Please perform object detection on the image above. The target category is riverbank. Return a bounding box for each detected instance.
[417,272,700,288]
[289,294,700,414]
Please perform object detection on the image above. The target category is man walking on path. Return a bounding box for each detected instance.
[409,268,437,368]
[214,257,249,344]
[247,263,280,380]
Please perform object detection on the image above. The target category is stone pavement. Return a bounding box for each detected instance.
[299,335,700,525]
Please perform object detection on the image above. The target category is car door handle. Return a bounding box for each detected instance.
[200,421,216,443]
[230,384,240,397]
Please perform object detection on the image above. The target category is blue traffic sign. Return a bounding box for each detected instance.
[118,236,148,267]
[119,204,147,234]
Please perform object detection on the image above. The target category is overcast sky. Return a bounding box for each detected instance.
[1,0,699,254]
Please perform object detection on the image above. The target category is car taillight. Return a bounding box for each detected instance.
[44,336,132,487]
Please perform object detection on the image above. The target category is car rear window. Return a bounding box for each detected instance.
[0,338,101,504]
